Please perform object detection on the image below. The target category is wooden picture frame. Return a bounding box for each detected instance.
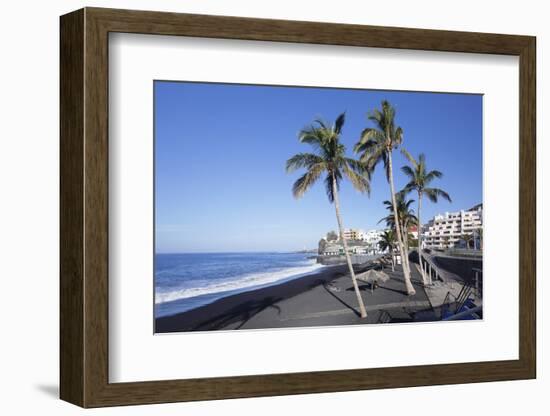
[60,7,536,408]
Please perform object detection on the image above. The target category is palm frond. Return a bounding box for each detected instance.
[343,157,369,176]
[400,165,415,180]
[291,163,325,199]
[367,109,383,128]
[400,148,417,168]
[424,170,444,183]
[378,214,393,226]
[342,159,371,195]
[418,153,426,166]
[403,198,415,210]
[298,127,323,146]
[424,188,452,203]
[398,184,414,198]
[285,153,324,173]
[357,127,385,145]
[393,126,403,147]
[334,112,346,135]
[364,146,387,173]
[313,119,328,130]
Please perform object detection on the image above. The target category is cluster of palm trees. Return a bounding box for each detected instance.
[378,193,419,285]
[286,100,451,318]
[398,150,451,285]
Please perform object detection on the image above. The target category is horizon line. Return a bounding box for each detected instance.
[155,250,316,255]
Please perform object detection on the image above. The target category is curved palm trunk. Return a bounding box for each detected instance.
[387,151,416,295]
[417,192,428,285]
[401,221,413,284]
[332,175,367,318]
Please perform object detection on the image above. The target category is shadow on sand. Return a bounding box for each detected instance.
[322,282,361,317]
[191,297,284,330]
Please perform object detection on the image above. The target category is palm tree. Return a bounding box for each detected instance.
[286,113,370,318]
[378,230,396,271]
[400,151,451,285]
[381,196,418,239]
[461,233,474,249]
[354,100,415,295]
[379,195,417,278]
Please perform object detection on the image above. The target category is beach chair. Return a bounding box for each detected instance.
[377,310,392,324]
[325,281,341,293]
[442,282,476,319]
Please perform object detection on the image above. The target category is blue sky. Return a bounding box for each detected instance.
[155,81,482,253]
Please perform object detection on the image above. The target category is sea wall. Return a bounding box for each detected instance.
[431,255,482,284]
[410,250,482,284]
[317,254,377,265]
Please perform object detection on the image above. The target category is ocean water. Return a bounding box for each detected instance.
[155,252,325,318]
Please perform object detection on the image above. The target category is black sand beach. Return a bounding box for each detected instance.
[155,261,433,333]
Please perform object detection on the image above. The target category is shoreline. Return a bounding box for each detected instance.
[155,253,381,317]
[155,259,327,317]
[155,260,385,333]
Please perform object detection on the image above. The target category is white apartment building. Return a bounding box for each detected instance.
[343,228,365,241]
[322,243,343,256]
[421,204,483,249]
[342,228,384,243]
[327,229,385,255]
[363,229,384,246]
[364,229,386,254]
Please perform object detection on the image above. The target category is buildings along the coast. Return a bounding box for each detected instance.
[318,228,385,256]
[421,204,483,249]
[317,203,483,257]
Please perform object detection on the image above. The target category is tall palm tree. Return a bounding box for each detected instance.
[286,113,370,318]
[378,229,396,271]
[354,100,415,295]
[400,151,452,285]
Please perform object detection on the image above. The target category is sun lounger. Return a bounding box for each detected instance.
[441,282,478,319]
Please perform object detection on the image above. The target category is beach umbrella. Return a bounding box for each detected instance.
[357,269,390,294]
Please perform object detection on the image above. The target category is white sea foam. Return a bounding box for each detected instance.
[155,262,325,304]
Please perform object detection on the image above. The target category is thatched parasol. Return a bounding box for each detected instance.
[357,269,390,293]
